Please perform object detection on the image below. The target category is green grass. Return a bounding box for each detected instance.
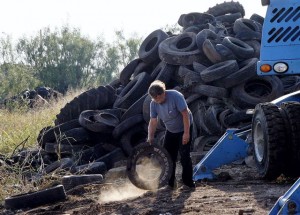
[0,89,83,202]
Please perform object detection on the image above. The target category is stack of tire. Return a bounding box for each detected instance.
[13,1,300,181]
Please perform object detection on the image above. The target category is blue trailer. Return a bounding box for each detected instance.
[193,0,300,214]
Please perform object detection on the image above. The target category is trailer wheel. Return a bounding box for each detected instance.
[127,143,173,190]
[252,103,287,180]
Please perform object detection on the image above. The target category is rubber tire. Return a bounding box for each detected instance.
[231,76,284,109]
[200,59,239,83]
[214,58,258,89]
[55,86,111,125]
[62,174,104,191]
[119,58,141,86]
[158,33,203,65]
[38,119,81,148]
[112,114,144,139]
[4,185,66,210]
[127,143,173,190]
[43,158,74,174]
[280,102,300,177]
[71,162,107,175]
[95,148,126,170]
[221,36,254,60]
[181,12,215,28]
[193,136,220,155]
[138,29,169,64]
[113,72,152,109]
[206,1,245,17]
[120,94,148,122]
[191,84,229,99]
[79,110,117,133]
[120,125,147,156]
[252,103,287,180]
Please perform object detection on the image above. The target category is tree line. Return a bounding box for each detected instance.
[0,25,142,100]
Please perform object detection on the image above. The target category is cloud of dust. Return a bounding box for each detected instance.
[98,156,163,203]
[98,181,147,203]
[136,156,162,182]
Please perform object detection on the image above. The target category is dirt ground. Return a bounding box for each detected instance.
[2,158,294,215]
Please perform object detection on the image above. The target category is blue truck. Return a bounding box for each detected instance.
[193,0,300,214]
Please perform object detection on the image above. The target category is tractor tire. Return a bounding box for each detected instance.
[55,86,113,125]
[252,103,287,180]
[206,1,245,17]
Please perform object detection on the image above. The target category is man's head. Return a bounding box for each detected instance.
[148,80,166,104]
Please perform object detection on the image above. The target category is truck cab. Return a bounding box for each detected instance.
[258,0,300,76]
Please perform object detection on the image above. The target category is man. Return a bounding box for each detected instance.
[147,80,195,189]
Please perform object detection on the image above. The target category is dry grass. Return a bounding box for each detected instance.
[0,88,85,202]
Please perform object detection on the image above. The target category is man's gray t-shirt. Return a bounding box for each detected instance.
[150,90,193,133]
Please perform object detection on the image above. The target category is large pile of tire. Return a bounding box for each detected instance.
[6,1,300,187]
[2,86,62,109]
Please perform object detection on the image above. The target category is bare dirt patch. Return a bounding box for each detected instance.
[2,162,294,215]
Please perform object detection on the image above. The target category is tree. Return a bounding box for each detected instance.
[0,63,40,100]
[16,26,97,93]
[0,34,15,64]
[15,27,142,92]
[91,30,142,85]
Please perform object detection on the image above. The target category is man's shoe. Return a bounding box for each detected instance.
[184,181,196,188]
[159,185,175,191]
[178,183,196,191]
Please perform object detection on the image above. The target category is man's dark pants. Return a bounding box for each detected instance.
[163,127,194,187]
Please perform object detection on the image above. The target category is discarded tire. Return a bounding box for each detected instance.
[62,174,104,191]
[127,142,173,190]
[4,185,66,210]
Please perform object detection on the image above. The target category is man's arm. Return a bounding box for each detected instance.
[148,118,158,145]
[181,108,190,145]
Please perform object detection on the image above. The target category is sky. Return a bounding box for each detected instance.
[0,0,267,42]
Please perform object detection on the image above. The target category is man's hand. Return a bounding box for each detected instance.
[182,132,190,145]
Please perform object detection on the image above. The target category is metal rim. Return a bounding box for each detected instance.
[253,120,265,163]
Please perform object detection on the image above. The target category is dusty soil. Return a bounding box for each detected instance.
[1,159,294,215]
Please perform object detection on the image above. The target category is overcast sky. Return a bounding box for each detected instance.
[0,0,267,41]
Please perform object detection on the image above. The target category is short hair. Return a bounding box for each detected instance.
[148,80,166,98]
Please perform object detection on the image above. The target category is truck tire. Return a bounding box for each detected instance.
[221,36,254,59]
[231,76,284,109]
[138,29,169,64]
[127,143,173,190]
[252,103,287,180]
[200,59,238,83]
[113,72,152,109]
[158,33,203,65]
